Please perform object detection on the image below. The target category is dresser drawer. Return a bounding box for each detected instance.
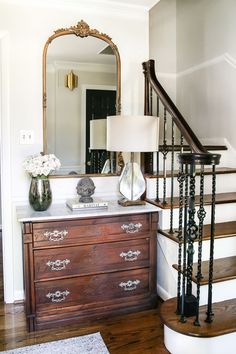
[32,214,151,247]
[34,238,150,280]
[35,268,150,313]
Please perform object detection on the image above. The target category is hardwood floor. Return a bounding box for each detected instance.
[0,302,169,353]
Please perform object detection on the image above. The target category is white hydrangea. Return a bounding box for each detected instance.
[23,153,61,177]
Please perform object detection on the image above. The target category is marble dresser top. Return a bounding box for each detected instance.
[16,200,160,223]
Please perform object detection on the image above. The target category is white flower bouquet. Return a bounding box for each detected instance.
[23,153,61,177]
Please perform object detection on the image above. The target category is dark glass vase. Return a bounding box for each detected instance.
[29,176,52,211]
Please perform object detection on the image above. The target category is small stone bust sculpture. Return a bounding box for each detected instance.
[76,177,96,203]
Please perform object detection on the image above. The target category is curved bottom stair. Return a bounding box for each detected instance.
[160,297,236,354]
[153,173,236,353]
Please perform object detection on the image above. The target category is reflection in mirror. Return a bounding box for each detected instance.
[43,20,121,177]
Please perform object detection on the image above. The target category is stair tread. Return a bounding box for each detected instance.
[160,297,236,338]
[160,220,236,243]
[173,255,236,285]
[147,192,236,209]
[146,166,236,179]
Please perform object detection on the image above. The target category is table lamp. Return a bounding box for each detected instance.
[107,115,159,206]
[90,119,110,173]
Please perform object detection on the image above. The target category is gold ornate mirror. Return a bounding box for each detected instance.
[43,20,121,177]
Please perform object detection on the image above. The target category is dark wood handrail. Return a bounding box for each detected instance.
[143,59,208,155]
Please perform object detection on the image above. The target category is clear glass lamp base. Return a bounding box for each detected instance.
[119,162,146,206]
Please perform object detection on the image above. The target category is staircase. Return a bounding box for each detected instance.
[142,60,236,354]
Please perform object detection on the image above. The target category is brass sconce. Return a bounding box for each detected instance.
[65,70,78,90]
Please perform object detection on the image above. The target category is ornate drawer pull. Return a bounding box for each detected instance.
[46,259,70,271]
[120,250,141,262]
[119,279,140,291]
[121,222,142,234]
[44,229,68,242]
[46,290,70,303]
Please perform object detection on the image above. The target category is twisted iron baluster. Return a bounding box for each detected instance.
[162,107,168,206]
[156,152,160,202]
[157,96,160,116]
[155,96,160,201]
[89,151,93,173]
[186,164,198,291]
[170,118,175,233]
[205,165,216,323]
[99,151,104,173]
[143,84,154,175]
[147,152,153,174]
[180,164,189,323]
[176,164,184,314]
[150,86,153,115]
[194,165,206,326]
[180,134,184,154]
[91,151,98,173]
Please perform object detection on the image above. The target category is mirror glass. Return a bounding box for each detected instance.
[43,21,121,176]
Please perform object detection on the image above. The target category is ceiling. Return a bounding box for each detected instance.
[104,0,160,10]
[4,0,160,11]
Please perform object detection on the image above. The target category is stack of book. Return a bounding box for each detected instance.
[66,198,108,211]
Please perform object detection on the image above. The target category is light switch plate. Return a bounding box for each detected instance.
[20,130,34,144]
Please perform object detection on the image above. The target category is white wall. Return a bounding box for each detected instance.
[176,0,236,148]
[149,0,176,102]
[149,0,236,149]
[0,0,149,302]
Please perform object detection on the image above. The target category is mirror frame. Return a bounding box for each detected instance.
[42,19,121,177]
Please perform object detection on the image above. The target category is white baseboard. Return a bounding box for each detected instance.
[157,284,172,301]
[12,290,24,303]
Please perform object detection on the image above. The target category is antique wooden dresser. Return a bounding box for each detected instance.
[17,201,159,331]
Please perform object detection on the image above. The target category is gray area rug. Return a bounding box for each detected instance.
[0,332,110,354]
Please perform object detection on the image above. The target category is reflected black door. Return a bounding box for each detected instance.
[86,89,116,173]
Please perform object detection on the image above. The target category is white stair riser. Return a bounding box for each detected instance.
[196,280,236,306]
[146,173,236,199]
[157,234,236,304]
[158,230,236,265]
[159,203,236,230]
[194,236,236,261]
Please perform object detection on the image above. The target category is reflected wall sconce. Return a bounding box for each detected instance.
[107,115,159,206]
[64,70,78,90]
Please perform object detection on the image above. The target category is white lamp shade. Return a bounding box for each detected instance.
[106,115,159,152]
[90,119,107,150]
